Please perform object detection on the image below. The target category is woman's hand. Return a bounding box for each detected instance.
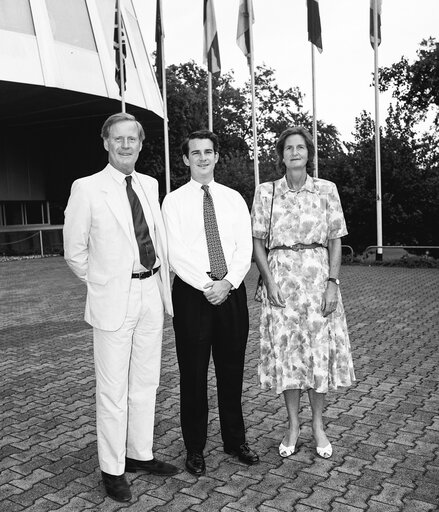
[321,282,338,317]
[267,281,286,308]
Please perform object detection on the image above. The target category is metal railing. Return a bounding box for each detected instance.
[341,245,354,262]
[0,225,63,257]
[363,245,439,261]
[1,228,436,263]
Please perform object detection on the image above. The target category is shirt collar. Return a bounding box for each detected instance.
[189,177,216,191]
[278,173,316,195]
[108,164,138,186]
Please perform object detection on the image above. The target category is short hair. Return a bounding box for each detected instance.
[275,126,315,174]
[100,112,145,142]
[181,130,219,157]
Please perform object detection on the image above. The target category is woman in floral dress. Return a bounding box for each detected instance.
[251,126,355,459]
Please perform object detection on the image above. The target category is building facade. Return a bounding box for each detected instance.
[0,0,163,254]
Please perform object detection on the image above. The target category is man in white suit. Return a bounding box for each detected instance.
[63,113,177,503]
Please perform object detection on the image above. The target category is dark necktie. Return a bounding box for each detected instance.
[201,184,227,280]
[125,175,156,270]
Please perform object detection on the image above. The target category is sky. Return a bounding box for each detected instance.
[133,0,439,142]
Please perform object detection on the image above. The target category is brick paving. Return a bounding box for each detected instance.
[1,257,438,512]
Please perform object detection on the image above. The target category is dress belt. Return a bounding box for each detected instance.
[270,243,324,251]
[131,266,160,279]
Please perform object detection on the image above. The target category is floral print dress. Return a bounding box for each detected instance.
[251,175,355,394]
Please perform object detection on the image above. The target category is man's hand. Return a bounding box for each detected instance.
[203,280,233,306]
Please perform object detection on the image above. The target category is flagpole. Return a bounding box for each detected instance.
[116,0,126,113]
[311,43,318,178]
[160,35,171,194]
[208,72,213,131]
[373,0,383,261]
[248,5,259,187]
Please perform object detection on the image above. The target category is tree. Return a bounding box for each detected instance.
[380,38,439,127]
[140,61,347,205]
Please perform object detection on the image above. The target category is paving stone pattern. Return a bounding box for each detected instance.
[1,257,438,511]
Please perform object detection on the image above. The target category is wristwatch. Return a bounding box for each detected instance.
[328,277,340,285]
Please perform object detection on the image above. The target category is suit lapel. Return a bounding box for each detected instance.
[137,175,164,254]
[100,167,132,242]
[137,176,158,233]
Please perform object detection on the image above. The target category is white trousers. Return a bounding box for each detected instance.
[93,274,164,475]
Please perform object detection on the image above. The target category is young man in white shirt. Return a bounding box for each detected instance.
[162,130,259,476]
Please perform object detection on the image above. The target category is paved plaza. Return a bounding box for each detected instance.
[1,257,438,512]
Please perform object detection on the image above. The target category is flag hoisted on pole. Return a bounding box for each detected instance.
[236,0,253,66]
[203,0,221,131]
[307,0,323,53]
[113,0,126,112]
[370,0,382,48]
[155,0,171,194]
[371,0,383,261]
[236,0,259,186]
[155,0,164,90]
[307,0,322,178]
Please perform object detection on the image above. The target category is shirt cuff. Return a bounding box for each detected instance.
[223,272,241,290]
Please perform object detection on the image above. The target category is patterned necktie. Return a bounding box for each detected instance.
[125,175,156,270]
[201,184,228,280]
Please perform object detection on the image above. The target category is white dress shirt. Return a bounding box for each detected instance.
[108,165,159,273]
[162,178,252,291]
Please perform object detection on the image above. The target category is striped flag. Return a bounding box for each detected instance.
[113,0,127,96]
[155,0,164,88]
[307,0,323,53]
[236,0,254,65]
[203,0,221,76]
[369,0,382,48]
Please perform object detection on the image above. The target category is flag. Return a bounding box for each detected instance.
[307,0,323,53]
[155,0,164,88]
[236,0,254,65]
[203,0,221,76]
[369,0,382,48]
[113,0,127,96]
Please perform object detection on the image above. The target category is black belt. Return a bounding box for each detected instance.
[132,267,160,279]
[270,243,324,251]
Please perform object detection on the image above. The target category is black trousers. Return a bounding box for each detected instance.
[172,275,249,453]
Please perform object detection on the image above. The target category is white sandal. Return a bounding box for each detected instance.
[316,442,333,459]
[278,430,300,458]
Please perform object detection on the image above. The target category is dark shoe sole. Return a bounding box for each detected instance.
[106,492,131,503]
[125,464,178,476]
[224,449,260,465]
[185,464,206,476]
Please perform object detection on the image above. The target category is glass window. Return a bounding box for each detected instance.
[26,202,44,224]
[3,202,23,226]
[45,0,96,51]
[0,0,35,35]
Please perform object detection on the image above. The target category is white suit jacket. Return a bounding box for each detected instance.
[63,164,173,331]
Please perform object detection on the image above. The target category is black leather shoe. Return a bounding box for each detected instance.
[101,471,131,502]
[224,442,260,465]
[185,452,206,476]
[125,457,178,475]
